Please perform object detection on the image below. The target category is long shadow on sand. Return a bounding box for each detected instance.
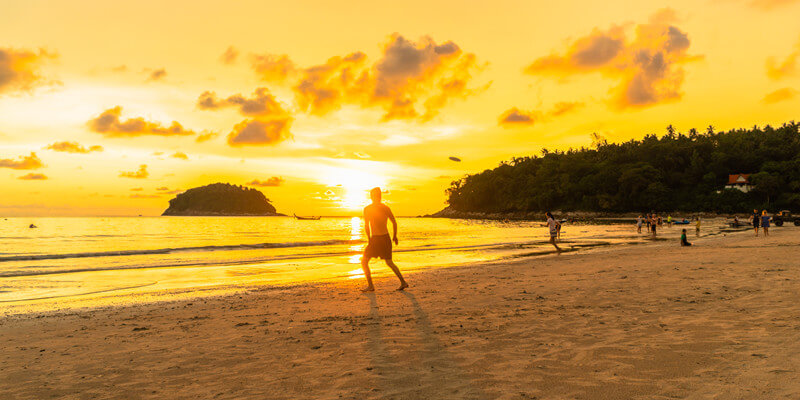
[362,291,488,399]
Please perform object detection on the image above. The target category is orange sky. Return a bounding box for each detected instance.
[1,0,799,216]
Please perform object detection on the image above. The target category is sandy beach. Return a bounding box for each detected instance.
[2,228,799,399]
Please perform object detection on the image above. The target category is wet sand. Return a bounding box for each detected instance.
[2,228,799,399]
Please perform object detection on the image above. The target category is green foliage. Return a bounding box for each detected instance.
[163,183,277,215]
[446,122,800,213]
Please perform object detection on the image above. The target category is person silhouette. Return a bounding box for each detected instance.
[360,187,408,292]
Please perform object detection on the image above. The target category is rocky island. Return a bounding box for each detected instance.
[162,183,283,216]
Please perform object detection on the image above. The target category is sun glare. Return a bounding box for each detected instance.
[323,168,387,211]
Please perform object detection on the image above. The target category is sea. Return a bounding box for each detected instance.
[0,216,736,315]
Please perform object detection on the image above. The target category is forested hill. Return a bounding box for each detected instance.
[162,183,281,216]
[444,122,800,214]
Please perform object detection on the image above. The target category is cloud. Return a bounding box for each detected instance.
[45,141,103,153]
[88,106,199,137]
[130,187,143,191]
[198,87,293,147]
[111,65,128,73]
[499,102,582,126]
[525,9,699,110]
[250,54,296,82]
[119,164,149,179]
[145,68,167,82]
[130,194,160,199]
[18,173,47,180]
[292,52,368,115]
[247,177,284,187]
[766,38,799,80]
[0,47,57,95]
[195,131,220,142]
[0,152,44,169]
[499,108,539,125]
[197,87,290,117]
[220,46,239,64]
[171,151,188,160]
[762,87,798,104]
[154,187,183,195]
[549,101,585,117]
[249,34,486,122]
[227,118,293,146]
[292,34,486,121]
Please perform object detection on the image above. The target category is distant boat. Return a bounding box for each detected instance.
[294,214,321,221]
[29,224,37,229]
[449,156,461,162]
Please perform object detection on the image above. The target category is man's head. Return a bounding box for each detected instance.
[370,187,382,203]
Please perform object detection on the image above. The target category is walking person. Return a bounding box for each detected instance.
[637,215,643,233]
[695,217,701,236]
[360,187,408,292]
[543,212,562,252]
[751,209,760,236]
[761,210,770,237]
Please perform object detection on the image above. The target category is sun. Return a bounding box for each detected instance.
[322,167,387,211]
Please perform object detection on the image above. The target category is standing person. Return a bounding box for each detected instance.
[636,215,643,233]
[761,210,770,237]
[680,229,692,246]
[695,217,701,236]
[360,187,408,292]
[651,214,658,237]
[667,215,673,227]
[556,219,563,241]
[543,212,562,252]
[645,214,651,233]
[751,209,760,236]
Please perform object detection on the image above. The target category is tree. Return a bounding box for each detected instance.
[445,121,800,213]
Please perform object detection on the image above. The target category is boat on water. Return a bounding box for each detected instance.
[672,219,691,225]
[293,214,321,221]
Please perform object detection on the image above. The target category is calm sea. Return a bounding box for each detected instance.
[0,216,732,314]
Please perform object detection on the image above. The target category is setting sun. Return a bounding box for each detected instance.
[322,167,387,210]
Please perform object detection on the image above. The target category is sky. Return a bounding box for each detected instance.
[1,0,799,216]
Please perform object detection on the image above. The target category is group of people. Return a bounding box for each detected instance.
[750,209,772,237]
[636,213,699,247]
[359,188,572,292]
[359,188,776,292]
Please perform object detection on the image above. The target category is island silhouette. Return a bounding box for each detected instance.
[162,182,283,216]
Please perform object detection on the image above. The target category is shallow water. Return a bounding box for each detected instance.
[0,216,734,314]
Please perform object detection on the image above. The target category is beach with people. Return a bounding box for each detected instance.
[2,224,800,399]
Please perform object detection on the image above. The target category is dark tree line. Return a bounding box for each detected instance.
[163,183,277,215]
[446,122,800,214]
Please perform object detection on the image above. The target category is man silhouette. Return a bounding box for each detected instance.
[360,187,409,292]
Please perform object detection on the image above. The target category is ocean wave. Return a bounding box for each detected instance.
[0,239,361,263]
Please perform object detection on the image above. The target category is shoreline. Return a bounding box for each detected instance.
[3,228,800,398]
[0,223,739,318]
[423,207,754,221]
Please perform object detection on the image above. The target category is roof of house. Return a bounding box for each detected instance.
[727,174,751,185]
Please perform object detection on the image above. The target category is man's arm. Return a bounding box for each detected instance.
[363,208,371,240]
[388,207,398,245]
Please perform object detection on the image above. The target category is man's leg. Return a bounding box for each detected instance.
[385,259,409,290]
[550,236,562,251]
[361,256,375,292]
